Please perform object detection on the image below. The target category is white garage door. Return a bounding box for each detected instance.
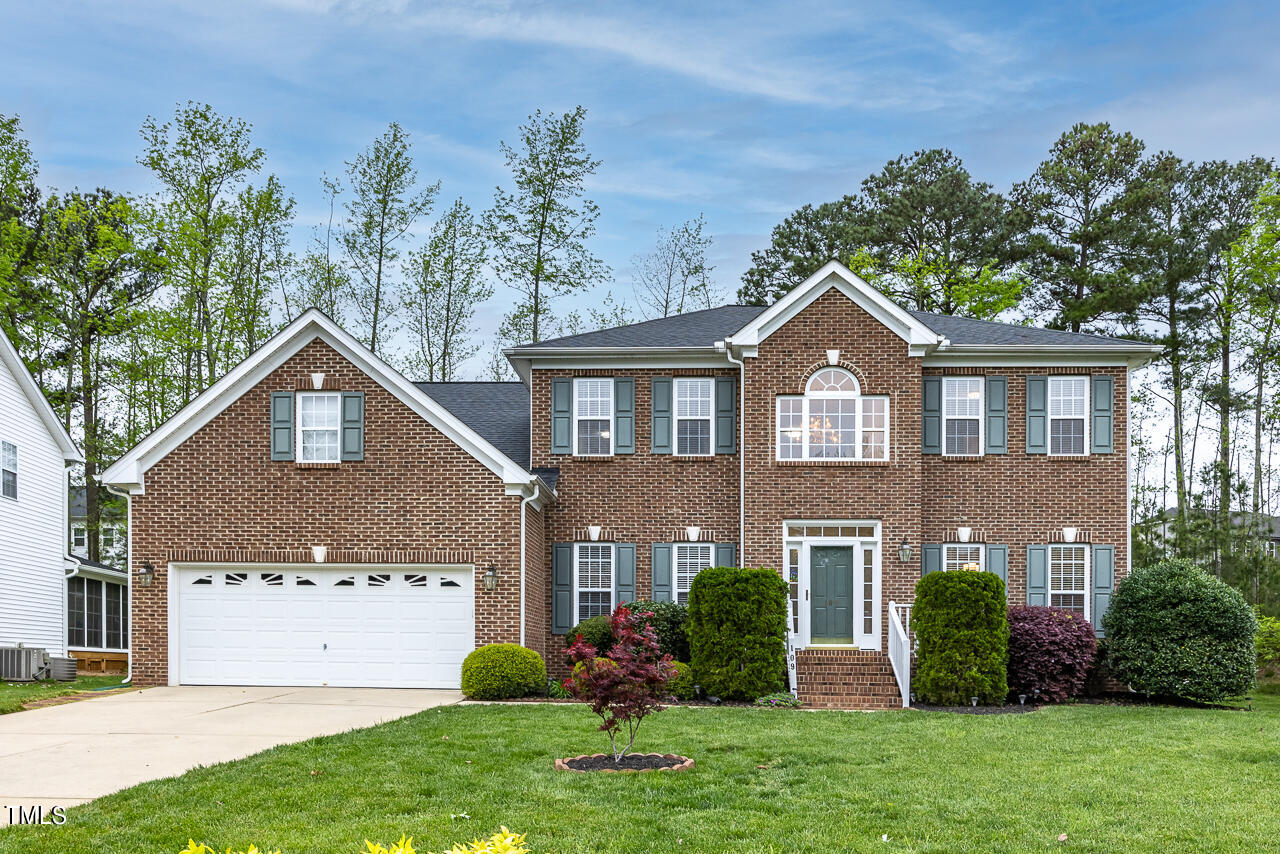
[176,567,474,689]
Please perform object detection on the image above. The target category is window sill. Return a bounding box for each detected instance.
[674,455,718,463]
[295,461,342,469]
[774,459,889,467]
[569,454,616,461]
[936,454,987,462]
[1045,454,1094,461]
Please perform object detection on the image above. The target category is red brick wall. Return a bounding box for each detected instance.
[129,338,535,686]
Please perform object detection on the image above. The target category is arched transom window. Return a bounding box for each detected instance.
[776,368,888,460]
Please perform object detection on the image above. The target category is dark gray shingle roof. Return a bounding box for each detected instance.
[415,382,530,471]
[908,311,1149,348]
[519,305,768,350]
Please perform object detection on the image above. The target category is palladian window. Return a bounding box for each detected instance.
[776,368,889,461]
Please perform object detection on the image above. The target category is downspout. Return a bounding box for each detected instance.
[720,339,746,549]
[105,483,132,685]
[519,481,541,648]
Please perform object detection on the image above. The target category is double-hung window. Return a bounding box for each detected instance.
[1048,377,1088,455]
[573,379,613,456]
[674,378,713,456]
[943,377,983,456]
[298,392,340,462]
[1,440,16,499]
[943,543,984,572]
[72,526,87,551]
[776,368,889,461]
[1049,544,1089,617]
[101,526,116,552]
[575,543,614,621]
[675,543,713,604]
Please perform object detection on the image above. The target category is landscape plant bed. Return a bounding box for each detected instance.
[911,701,1042,715]
[555,752,694,773]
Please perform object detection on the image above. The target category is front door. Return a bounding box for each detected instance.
[809,546,853,644]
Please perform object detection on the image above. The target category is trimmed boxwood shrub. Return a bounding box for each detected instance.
[667,661,695,700]
[1103,559,1257,702]
[626,599,690,662]
[460,644,546,699]
[1007,605,1097,702]
[914,570,1009,705]
[567,614,614,658]
[687,566,788,701]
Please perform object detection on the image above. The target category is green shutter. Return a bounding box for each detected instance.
[922,376,942,454]
[922,543,942,576]
[1091,375,1114,454]
[551,378,572,454]
[714,542,736,568]
[1026,376,1048,454]
[552,543,573,634]
[987,544,1009,591]
[615,544,636,605]
[270,392,294,461]
[651,377,673,454]
[340,392,364,461]
[1092,545,1115,637]
[985,377,1008,454]
[652,544,673,602]
[614,378,635,454]
[715,376,737,454]
[1027,545,1048,605]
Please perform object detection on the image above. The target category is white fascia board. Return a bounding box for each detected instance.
[0,325,82,462]
[923,345,1164,369]
[102,309,539,494]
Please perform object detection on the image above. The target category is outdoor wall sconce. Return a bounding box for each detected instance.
[137,562,155,588]
[312,545,327,563]
[685,525,701,542]
[483,565,499,591]
[587,525,602,542]
[1062,527,1078,543]
[898,538,913,563]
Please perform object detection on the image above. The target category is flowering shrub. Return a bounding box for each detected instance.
[563,604,677,762]
[752,691,801,708]
[179,828,528,854]
[1006,606,1097,702]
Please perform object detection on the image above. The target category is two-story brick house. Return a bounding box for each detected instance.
[103,262,1160,707]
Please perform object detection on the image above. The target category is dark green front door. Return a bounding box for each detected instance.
[810,546,853,644]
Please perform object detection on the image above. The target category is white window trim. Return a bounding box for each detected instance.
[774,370,889,462]
[1,439,16,500]
[1048,543,1091,621]
[1048,375,1090,457]
[72,525,87,550]
[67,576,129,653]
[943,543,986,572]
[296,391,341,463]
[673,377,714,457]
[779,520,882,652]
[942,376,984,458]
[573,542,615,622]
[572,378,614,457]
[674,542,713,604]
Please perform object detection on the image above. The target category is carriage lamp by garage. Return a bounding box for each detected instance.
[897,538,913,563]
[137,561,156,588]
[483,565,499,592]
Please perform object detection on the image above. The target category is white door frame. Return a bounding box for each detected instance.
[781,521,882,651]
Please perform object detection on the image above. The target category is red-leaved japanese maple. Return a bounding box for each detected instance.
[563,604,677,762]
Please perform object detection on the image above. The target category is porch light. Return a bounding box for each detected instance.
[897,538,913,563]
[483,565,499,591]
[312,545,327,563]
[1062,527,1078,544]
[587,525,602,542]
[137,562,155,588]
[685,525,701,542]
[956,526,972,543]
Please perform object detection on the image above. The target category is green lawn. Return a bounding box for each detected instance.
[0,675,125,714]
[2,695,1278,853]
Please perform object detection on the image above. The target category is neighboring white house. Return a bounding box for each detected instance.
[0,324,82,658]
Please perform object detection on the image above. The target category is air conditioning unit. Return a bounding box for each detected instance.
[0,646,49,682]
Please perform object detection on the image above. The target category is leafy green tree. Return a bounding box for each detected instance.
[287,173,348,323]
[222,175,293,354]
[738,196,864,305]
[401,198,492,381]
[341,122,438,356]
[1013,122,1146,333]
[484,106,608,343]
[0,114,49,367]
[632,214,718,318]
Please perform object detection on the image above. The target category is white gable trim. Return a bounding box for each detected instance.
[725,261,941,352]
[101,309,539,494]
[0,326,81,462]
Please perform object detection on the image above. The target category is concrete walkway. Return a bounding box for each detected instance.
[0,685,460,825]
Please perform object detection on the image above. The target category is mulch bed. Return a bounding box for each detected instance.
[911,702,1042,715]
[556,752,694,773]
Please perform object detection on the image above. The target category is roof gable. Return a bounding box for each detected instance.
[0,325,81,462]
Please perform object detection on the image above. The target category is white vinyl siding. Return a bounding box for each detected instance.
[298,392,340,462]
[674,379,713,456]
[1049,377,1089,456]
[675,543,712,604]
[775,368,889,461]
[575,543,614,621]
[1049,544,1090,618]
[573,379,613,456]
[943,377,983,456]
[944,543,984,572]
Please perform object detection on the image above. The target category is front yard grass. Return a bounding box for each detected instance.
[0,675,124,714]
[2,694,1278,853]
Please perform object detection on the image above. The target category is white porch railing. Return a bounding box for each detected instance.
[888,601,913,708]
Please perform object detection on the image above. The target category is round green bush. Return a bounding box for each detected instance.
[460,644,546,700]
[626,599,690,662]
[667,661,695,700]
[687,566,788,701]
[914,570,1009,705]
[1103,559,1258,702]
[567,614,614,659]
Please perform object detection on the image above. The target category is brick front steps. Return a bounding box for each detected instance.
[795,648,904,710]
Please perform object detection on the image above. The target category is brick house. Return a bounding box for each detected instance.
[102,262,1160,707]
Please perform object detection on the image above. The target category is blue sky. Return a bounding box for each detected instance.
[3,1,1278,373]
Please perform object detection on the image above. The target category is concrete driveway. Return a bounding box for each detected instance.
[0,685,460,825]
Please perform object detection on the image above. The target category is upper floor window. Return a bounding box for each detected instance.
[675,378,713,456]
[298,393,340,462]
[675,543,713,604]
[72,526,87,550]
[776,368,888,461]
[574,379,613,456]
[1049,377,1088,456]
[943,377,983,456]
[1,441,16,499]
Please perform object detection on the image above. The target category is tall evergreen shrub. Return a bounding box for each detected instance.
[914,570,1009,705]
[687,566,788,700]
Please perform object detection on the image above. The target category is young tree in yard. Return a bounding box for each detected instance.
[1013,122,1146,333]
[287,174,349,323]
[484,106,608,343]
[633,215,718,318]
[738,196,865,305]
[401,198,492,381]
[342,122,438,357]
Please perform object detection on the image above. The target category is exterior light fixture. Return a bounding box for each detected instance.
[1062,527,1078,544]
[956,526,972,543]
[898,538,913,563]
[587,525,602,542]
[312,545,327,563]
[137,561,155,588]
[685,525,701,542]
[483,565,499,591]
